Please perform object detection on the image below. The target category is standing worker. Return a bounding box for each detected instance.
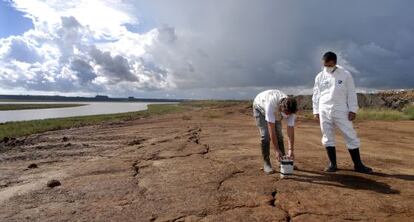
[312,51,373,173]
[253,90,298,174]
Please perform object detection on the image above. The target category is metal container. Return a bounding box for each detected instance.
[280,159,294,178]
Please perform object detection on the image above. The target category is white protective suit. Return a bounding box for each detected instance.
[312,65,360,149]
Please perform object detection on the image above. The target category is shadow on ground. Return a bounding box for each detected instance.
[292,169,400,194]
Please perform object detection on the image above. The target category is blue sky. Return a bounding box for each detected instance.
[0,1,32,38]
[0,0,413,99]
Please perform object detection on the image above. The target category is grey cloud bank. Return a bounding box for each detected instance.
[0,0,413,99]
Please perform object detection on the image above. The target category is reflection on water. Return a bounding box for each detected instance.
[0,102,158,123]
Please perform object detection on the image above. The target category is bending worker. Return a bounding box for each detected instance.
[312,51,373,174]
[253,90,298,174]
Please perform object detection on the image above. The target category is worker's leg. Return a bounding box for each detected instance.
[253,108,273,172]
[333,111,372,173]
[332,111,360,149]
[275,120,285,156]
[319,110,336,147]
[320,109,337,172]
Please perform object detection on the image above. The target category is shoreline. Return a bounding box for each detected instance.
[0,104,185,140]
[0,103,86,111]
[1,101,413,140]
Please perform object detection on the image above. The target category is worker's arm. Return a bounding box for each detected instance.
[346,72,358,121]
[312,74,321,121]
[267,122,283,160]
[286,114,295,159]
[287,126,294,159]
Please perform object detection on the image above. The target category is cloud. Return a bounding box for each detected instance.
[89,46,137,83]
[0,35,43,63]
[0,2,171,95]
[69,59,96,83]
[131,0,414,92]
[0,0,413,99]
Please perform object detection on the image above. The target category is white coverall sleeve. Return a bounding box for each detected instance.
[264,102,276,123]
[346,73,359,113]
[312,74,321,114]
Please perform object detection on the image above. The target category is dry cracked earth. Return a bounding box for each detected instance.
[0,103,413,221]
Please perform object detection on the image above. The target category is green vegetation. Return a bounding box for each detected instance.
[356,108,411,121]
[0,104,185,139]
[300,105,414,121]
[0,103,85,111]
[181,100,249,108]
[403,105,414,120]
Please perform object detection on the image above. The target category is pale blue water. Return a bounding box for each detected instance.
[0,102,163,123]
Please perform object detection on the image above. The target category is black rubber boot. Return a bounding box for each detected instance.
[324,146,337,172]
[349,148,373,174]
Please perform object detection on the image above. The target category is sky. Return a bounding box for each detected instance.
[0,0,413,99]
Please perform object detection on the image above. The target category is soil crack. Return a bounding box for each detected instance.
[217,170,244,190]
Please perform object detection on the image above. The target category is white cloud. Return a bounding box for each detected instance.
[0,0,175,96]
[1,0,413,99]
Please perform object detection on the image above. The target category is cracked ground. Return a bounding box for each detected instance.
[0,103,413,221]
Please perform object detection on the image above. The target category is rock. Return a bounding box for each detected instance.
[64,143,72,147]
[47,179,61,188]
[3,137,9,143]
[127,138,146,146]
[62,136,69,142]
[295,90,414,111]
[357,93,386,108]
[294,95,313,110]
[27,163,38,169]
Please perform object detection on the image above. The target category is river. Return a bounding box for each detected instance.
[0,102,164,123]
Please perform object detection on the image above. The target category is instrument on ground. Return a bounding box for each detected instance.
[280,158,294,178]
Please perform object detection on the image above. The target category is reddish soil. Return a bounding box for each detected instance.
[1,104,413,221]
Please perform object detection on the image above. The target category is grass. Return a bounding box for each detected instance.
[181,100,248,108]
[356,108,409,121]
[0,104,185,139]
[403,105,414,120]
[300,105,414,121]
[0,103,85,111]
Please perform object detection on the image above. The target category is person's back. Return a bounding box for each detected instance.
[253,89,287,117]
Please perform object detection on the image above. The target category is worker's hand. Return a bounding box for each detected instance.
[348,112,356,121]
[276,150,283,161]
[313,114,319,122]
[287,149,294,160]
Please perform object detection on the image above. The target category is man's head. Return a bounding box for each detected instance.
[322,51,337,67]
[280,97,298,115]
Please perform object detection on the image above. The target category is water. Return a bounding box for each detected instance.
[0,102,164,123]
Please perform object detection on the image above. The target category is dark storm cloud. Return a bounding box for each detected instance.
[89,46,138,83]
[134,0,414,90]
[70,59,96,83]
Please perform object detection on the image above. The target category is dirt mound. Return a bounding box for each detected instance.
[0,104,413,221]
[295,89,414,110]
